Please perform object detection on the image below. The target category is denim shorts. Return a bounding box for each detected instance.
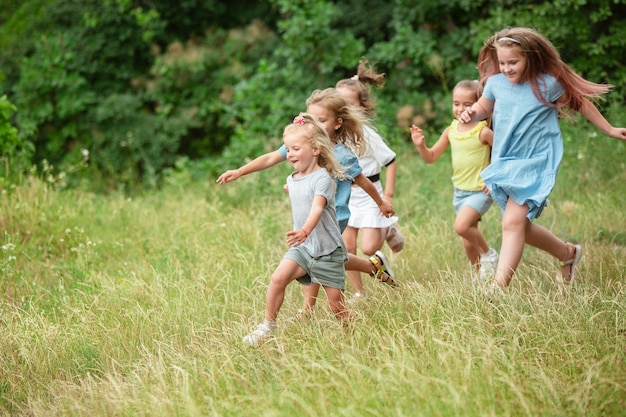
[453,188,494,216]
[284,246,347,290]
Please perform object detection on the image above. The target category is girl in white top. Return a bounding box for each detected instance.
[336,61,404,300]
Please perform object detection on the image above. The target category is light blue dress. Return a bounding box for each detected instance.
[280,142,362,231]
[481,73,564,220]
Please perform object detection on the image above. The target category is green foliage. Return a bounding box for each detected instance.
[0,96,22,157]
[0,95,32,181]
[212,0,365,173]
[89,94,188,190]
[1,0,625,190]
[147,22,277,158]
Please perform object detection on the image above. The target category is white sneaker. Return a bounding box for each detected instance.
[479,248,499,281]
[348,292,366,305]
[242,321,276,347]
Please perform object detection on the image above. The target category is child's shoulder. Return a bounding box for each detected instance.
[333,142,357,159]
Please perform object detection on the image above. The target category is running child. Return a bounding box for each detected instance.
[459,27,626,292]
[217,88,397,307]
[242,113,349,347]
[411,80,498,280]
[336,60,404,300]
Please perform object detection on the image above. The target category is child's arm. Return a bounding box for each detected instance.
[576,98,626,141]
[410,125,450,163]
[459,97,494,124]
[285,195,326,246]
[383,160,397,202]
[479,125,494,146]
[216,150,286,184]
[353,173,395,218]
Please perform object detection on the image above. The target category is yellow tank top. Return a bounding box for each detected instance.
[448,119,491,191]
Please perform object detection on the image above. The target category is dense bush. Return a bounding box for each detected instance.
[0,0,624,190]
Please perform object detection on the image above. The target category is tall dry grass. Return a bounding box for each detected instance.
[1,119,625,416]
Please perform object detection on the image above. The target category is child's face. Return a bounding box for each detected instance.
[496,45,526,84]
[452,88,477,119]
[284,132,319,174]
[307,103,342,141]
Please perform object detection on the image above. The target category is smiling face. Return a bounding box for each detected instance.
[496,45,527,84]
[451,87,477,119]
[283,131,319,175]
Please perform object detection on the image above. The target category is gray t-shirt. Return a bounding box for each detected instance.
[286,168,346,259]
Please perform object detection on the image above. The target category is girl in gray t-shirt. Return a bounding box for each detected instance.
[243,113,351,347]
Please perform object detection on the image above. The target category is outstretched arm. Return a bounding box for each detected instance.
[353,173,395,218]
[577,99,626,141]
[216,150,286,184]
[411,125,450,163]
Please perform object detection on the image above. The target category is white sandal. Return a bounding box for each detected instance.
[559,242,583,285]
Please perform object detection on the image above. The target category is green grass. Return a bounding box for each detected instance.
[1,119,625,416]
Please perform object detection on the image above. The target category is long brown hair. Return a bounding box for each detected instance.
[335,60,386,118]
[477,27,611,117]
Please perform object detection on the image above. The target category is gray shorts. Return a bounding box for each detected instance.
[453,188,494,217]
[284,246,346,290]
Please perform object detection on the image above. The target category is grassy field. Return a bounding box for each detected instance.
[1,118,625,416]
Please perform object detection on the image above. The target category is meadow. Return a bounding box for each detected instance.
[1,118,625,416]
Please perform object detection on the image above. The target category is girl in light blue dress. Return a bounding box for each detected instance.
[459,27,626,292]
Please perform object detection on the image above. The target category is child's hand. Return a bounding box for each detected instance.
[608,127,626,142]
[216,169,242,184]
[481,184,491,195]
[410,125,425,147]
[286,229,308,247]
[459,107,475,123]
[378,200,395,218]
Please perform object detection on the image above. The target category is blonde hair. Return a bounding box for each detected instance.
[306,88,368,157]
[477,27,612,117]
[283,113,345,180]
[335,59,386,118]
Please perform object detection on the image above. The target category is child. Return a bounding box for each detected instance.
[335,60,404,300]
[217,89,396,305]
[411,80,498,280]
[459,27,626,291]
[242,113,349,347]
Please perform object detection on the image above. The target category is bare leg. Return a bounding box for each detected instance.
[344,253,377,275]
[524,221,578,280]
[301,283,320,313]
[495,199,528,288]
[323,286,352,322]
[359,227,387,256]
[454,206,489,269]
[266,258,307,321]
[496,199,579,288]
[343,226,364,295]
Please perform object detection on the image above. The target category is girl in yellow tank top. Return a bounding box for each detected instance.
[410,80,498,281]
